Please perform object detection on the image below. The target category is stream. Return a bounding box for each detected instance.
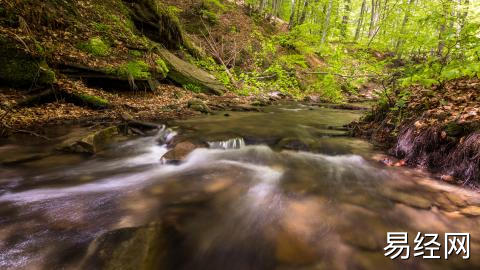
[0,104,479,269]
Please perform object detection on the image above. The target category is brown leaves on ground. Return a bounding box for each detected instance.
[0,78,253,131]
[404,79,480,129]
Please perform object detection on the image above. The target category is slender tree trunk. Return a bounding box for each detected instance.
[299,0,310,25]
[341,0,352,38]
[321,0,334,43]
[437,1,452,57]
[288,0,297,29]
[355,0,367,41]
[368,0,376,37]
[395,0,415,54]
[259,0,267,12]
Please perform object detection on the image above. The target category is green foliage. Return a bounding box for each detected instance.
[194,57,231,86]
[183,83,203,93]
[79,37,110,57]
[307,74,343,102]
[278,54,307,69]
[399,58,480,88]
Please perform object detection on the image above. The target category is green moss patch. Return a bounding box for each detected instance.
[62,91,110,109]
[107,60,151,80]
[79,37,111,57]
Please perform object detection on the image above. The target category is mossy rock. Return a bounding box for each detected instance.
[0,34,56,88]
[58,126,118,154]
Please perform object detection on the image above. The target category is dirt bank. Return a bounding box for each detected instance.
[352,78,480,187]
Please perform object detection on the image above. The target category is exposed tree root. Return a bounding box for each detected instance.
[393,124,480,186]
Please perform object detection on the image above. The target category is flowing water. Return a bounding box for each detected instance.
[0,104,479,270]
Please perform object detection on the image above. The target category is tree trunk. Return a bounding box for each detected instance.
[321,0,334,43]
[368,0,376,37]
[354,0,367,41]
[299,0,310,25]
[437,1,452,57]
[288,0,297,29]
[341,0,352,38]
[395,0,415,54]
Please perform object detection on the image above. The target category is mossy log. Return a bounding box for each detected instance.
[158,48,226,95]
[17,88,110,109]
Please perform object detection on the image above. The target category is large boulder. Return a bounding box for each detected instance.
[82,223,167,270]
[158,48,226,95]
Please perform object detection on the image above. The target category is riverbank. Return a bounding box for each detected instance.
[352,78,480,187]
[0,77,281,136]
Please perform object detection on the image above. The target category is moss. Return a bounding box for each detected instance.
[93,22,111,33]
[77,93,109,108]
[200,10,219,24]
[201,0,226,12]
[129,50,143,57]
[107,60,151,80]
[79,37,111,57]
[155,58,169,77]
[0,35,56,88]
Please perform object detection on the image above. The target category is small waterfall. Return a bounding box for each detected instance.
[208,138,245,150]
[156,126,177,145]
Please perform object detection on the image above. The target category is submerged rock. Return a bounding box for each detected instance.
[82,223,167,270]
[57,126,119,154]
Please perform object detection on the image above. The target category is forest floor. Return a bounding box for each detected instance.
[0,79,266,131]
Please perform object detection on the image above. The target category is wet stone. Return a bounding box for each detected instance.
[161,141,206,162]
[82,223,167,270]
[57,126,119,154]
[380,188,432,209]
